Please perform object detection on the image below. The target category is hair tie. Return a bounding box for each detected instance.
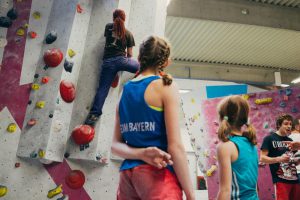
[224,116,229,121]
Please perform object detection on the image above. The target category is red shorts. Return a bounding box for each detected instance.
[274,182,300,200]
[117,165,183,200]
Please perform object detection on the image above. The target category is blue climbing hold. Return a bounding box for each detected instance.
[292,107,298,113]
[279,101,286,108]
[285,88,292,96]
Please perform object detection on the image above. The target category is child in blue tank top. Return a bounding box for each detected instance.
[111,36,195,200]
[216,96,259,200]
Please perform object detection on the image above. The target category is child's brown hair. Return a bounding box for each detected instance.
[217,95,257,145]
[137,36,172,85]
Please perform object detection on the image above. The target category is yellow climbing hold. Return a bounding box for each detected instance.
[0,185,8,197]
[191,98,195,103]
[68,49,76,58]
[206,165,217,177]
[33,11,41,20]
[31,83,40,90]
[23,24,29,29]
[242,94,249,100]
[36,101,45,109]
[38,149,45,158]
[16,27,25,36]
[255,97,272,105]
[47,184,62,198]
[7,123,17,133]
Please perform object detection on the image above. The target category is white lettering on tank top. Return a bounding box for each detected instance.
[120,122,156,133]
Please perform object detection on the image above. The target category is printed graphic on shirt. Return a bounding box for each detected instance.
[276,151,298,181]
[120,122,156,133]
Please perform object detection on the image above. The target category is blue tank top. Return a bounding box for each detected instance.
[119,76,170,171]
[229,136,259,200]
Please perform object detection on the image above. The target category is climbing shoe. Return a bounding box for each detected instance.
[84,114,99,127]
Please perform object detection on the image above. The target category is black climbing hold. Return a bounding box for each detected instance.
[7,8,18,20]
[64,152,70,158]
[34,74,39,79]
[28,100,32,105]
[79,145,84,151]
[49,114,53,118]
[45,31,57,44]
[43,65,49,70]
[0,17,13,28]
[84,143,89,148]
[64,59,73,73]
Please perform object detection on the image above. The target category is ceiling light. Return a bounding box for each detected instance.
[280,84,289,88]
[291,77,300,84]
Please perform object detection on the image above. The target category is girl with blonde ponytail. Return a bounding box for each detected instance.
[217,95,259,200]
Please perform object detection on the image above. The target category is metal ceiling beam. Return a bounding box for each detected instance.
[166,60,300,85]
[167,0,300,31]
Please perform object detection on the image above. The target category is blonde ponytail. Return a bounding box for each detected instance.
[218,118,231,142]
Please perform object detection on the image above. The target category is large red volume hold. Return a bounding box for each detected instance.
[65,170,85,189]
[44,48,63,67]
[72,125,95,145]
[60,80,76,103]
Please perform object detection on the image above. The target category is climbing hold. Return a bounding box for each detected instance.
[213,121,219,126]
[263,122,269,129]
[31,83,40,90]
[57,195,68,200]
[72,125,95,145]
[0,17,12,28]
[29,31,37,38]
[0,185,8,197]
[23,23,29,29]
[79,145,84,151]
[279,101,286,108]
[0,37,7,48]
[68,49,76,58]
[27,119,37,126]
[34,74,39,79]
[47,184,63,198]
[255,97,272,105]
[7,123,17,133]
[49,114,53,118]
[206,165,217,177]
[64,152,70,158]
[53,120,62,132]
[64,59,73,73]
[32,11,41,20]
[191,98,195,103]
[60,80,76,103]
[7,8,18,20]
[44,48,63,67]
[76,4,83,13]
[36,101,45,109]
[28,100,32,105]
[285,88,292,96]
[15,162,20,168]
[16,27,26,36]
[65,170,85,189]
[292,107,298,113]
[283,95,288,101]
[30,151,37,158]
[41,76,50,84]
[38,149,45,158]
[45,31,57,44]
[242,94,249,100]
[111,74,119,88]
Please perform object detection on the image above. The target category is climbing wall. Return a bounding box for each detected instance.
[0,0,186,200]
[200,87,300,200]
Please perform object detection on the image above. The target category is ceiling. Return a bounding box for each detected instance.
[165,16,300,71]
[248,0,300,8]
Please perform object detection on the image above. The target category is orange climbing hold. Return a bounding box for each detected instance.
[65,170,85,189]
[44,48,63,67]
[27,119,37,126]
[111,74,119,88]
[41,76,50,84]
[29,31,37,38]
[60,80,76,103]
[77,4,83,13]
[72,125,95,145]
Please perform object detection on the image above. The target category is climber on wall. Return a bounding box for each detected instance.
[84,9,139,127]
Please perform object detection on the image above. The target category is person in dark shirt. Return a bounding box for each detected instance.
[260,114,300,200]
[85,9,139,127]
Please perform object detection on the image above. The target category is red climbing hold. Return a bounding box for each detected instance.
[27,119,37,126]
[111,74,119,88]
[65,170,85,189]
[29,31,37,38]
[43,48,63,67]
[41,76,50,84]
[60,80,76,103]
[77,4,83,13]
[72,125,95,145]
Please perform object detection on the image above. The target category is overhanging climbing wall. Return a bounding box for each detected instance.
[0,0,185,199]
[200,87,300,200]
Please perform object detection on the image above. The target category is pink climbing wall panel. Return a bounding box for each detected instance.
[201,87,300,200]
